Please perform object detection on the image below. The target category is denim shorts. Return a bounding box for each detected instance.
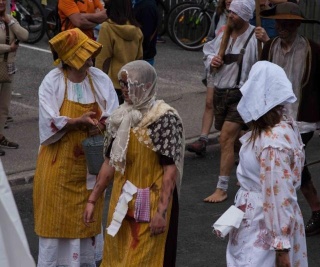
[213,88,244,131]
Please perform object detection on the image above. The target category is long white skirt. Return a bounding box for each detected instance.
[37,232,103,267]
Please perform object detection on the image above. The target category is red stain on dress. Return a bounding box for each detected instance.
[126,211,140,249]
[73,145,84,157]
[50,121,59,133]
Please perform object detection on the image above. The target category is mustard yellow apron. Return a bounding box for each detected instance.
[34,71,104,238]
[101,131,173,267]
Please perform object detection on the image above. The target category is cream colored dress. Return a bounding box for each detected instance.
[227,121,307,267]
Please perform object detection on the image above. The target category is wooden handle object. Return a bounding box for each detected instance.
[211,17,232,73]
[255,0,262,58]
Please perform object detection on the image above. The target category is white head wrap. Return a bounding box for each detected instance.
[229,0,255,22]
[107,60,157,173]
[237,61,297,123]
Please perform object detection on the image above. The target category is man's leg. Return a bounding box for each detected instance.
[204,120,242,202]
[186,87,215,155]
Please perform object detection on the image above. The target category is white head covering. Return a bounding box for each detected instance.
[229,0,255,22]
[108,60,157,173]
[237,61,297,123]
[119,60,157,109]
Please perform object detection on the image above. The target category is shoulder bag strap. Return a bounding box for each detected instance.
[236,28,255,86]
[4,22,9,62]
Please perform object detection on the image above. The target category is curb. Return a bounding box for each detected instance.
[8,170,35,187]
[7,131,221,187]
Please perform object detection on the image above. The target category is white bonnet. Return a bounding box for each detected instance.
[229,0,255,22]
[237,61,296,123]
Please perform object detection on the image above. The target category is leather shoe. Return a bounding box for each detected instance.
[305,210,320,236]
[186,139,207,156]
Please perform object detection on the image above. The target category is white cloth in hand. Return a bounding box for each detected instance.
[212,205,244,238]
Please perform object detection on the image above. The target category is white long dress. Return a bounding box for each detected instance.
[227,120,308,267]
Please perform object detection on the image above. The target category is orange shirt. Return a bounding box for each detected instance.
[58,0,103,39]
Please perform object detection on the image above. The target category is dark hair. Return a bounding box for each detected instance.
[52,50,70,69]
[216,0,227,16]
[106,0,140,27]
[249,106,283,144]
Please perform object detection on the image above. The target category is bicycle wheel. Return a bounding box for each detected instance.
[15,0,46,44]
[172,5,211,51]
[167,1,195,42]
[157,0,169,36]
[46,7,60,39]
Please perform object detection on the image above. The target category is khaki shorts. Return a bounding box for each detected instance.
[213,88,245,131]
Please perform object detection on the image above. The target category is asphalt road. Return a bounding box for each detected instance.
[12,136,320,266]
[5,35,320,266]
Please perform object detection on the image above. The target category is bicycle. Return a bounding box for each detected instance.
[157,0,196,38]
[158,0,204,39]
[45,5,60,39]
[166,1,201,42]
[169,0,217,51]
[11,0,46,44]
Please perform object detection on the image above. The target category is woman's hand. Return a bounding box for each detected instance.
[79,111,97,126]
[150,164,177,236]
[83,202,96,227]
[149,210,167,236]
[66,111,97,130]
[82,159,115,227]
[276,251,291,267]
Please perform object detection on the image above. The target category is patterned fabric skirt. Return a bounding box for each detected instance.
[37,230,104,267]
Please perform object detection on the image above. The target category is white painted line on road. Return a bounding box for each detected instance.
[11,101,38,111]
[20,43,52,54]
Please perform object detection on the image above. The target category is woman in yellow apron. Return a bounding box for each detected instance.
[83,60,185,266]
[33,28,118,266]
